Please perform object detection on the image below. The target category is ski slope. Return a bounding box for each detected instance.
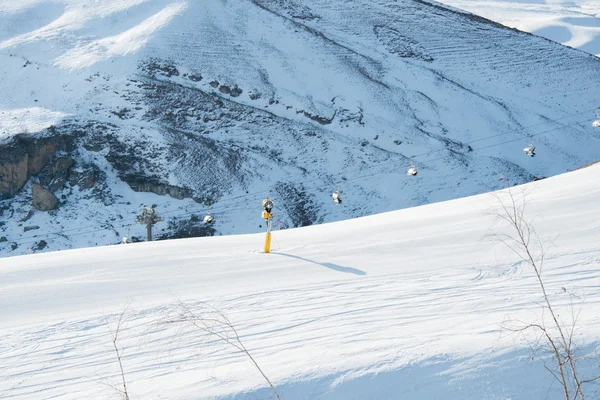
[1,0,600,257]
[436,0,600,56]
[1,164,599,399]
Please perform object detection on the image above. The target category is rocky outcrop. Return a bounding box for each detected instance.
[0,133,75,199]
[32,183,59,211]
[123,174,192,200]
[0,153,28,199]
[69,166,96,189]
[39,155,74,192]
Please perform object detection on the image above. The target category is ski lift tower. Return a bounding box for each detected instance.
[136,206,163,242]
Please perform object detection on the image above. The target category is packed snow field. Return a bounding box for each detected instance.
[436,0,600,56]
[1,0,599,257]
[1,164,599,399]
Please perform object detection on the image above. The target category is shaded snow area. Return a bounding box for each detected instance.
[0,165,599,399]
[0,0,599,258]
[436,0,600,56]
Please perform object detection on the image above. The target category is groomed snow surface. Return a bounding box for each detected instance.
[1,164,599,399]
[437,0,600,56]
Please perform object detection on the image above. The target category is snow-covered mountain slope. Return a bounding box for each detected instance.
[1,164,599,399]
[435,0,600,57]
[0,0,599,257]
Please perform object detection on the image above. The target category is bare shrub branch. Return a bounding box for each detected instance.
[107,301,132,400]
[490,187,599,399]
[166,299,281,400]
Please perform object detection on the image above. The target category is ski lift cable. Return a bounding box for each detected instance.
[115,112,590,227]
[166,112,592,215]
[8,111,595,247]
[158,107,596,215]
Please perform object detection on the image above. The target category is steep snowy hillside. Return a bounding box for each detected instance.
[0,164,599,399]
[0,0,599,256]
[435,0,600,56]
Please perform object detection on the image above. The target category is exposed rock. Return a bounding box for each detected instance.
[188,73,202,82]
[124,175,192,200]
[110,108,133,120]
[10,242,18,251]
[158,215,215,240]
[230,87,243,97]
[219,85,231,94]
[32,183,59,211]
[39,155,73,192]
[0,133,75,199]
[0,236,6,242]
[142,59,180,78]
[69,166,96,189]
[20,209,35,222]
[24,225,40,232]
[209,80,219,88]
[0,149,28,199]
[275,182,321,227]
[299,109,336,125]
[35,240,47,250]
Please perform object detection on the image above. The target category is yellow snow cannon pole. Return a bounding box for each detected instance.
[264,230,272,253]
[262,199,274,254]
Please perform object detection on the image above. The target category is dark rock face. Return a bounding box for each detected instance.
[0,133,75,199]
[39,155,74,192]
[275,182,321,227]
[124,174,192,200]
[35,240,47,250]
[69,166,96,189]
[31,183,59,211]
[24,225,40,232]
[142,59,180,78]
[158,215,216,240]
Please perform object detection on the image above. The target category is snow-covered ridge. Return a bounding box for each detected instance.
[435,0,600,57]
[1,163,599,399]
[0,0,599,257]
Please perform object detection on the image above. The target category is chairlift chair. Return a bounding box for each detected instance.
[593,108,600,128]
[331,182,342,204]
[523,135,536,157]
[407,159,418,176]
[203,202,214,224]
[332,191,342,204]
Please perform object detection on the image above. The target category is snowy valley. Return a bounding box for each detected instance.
[0,0,599,256]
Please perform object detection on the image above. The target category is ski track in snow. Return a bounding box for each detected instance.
[0,165,599,399]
